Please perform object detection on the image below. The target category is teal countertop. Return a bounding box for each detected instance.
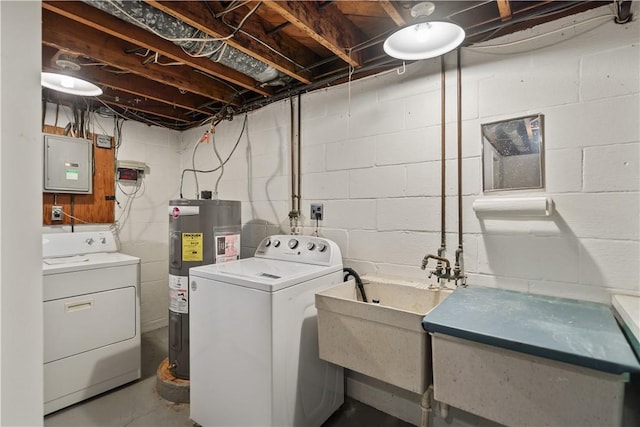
[422,286,640,375]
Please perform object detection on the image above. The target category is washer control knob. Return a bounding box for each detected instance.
[288,239,299,249]
[100,237,107,244]
[317,242,327,252]
[85,238,94,245]
[307,242,316,251]
[264,239,271,247]
[273,239,281,247]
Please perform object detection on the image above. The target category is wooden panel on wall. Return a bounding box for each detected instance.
[42,125,115,225]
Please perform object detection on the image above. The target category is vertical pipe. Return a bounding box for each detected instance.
[297,94,302,213]
[289,96,296,213]
[456,49,463,247]
[439,56,446,254]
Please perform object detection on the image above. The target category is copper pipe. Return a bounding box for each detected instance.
[290,96,296,213]
[456,49,463,247]
[440,55,446,253]
[297,94,302,213]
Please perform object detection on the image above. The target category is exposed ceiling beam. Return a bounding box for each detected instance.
[42,10,240,106]
[42,0,270,98]
[144,0,313,84]
[207,1,318,74]
[261,1,364,68]
[379,0,407,26]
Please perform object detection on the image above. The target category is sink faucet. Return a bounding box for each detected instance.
[421,254,450,278]
[421,252,466,287]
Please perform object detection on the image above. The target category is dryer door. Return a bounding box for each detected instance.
[44,286,136,363]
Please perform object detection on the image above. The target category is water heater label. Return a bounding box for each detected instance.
[215,233,240,263]
[182,233,203,261]
[169,274,189,314]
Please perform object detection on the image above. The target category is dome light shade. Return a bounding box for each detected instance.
[41,72,103,96]
[383,21,465,60]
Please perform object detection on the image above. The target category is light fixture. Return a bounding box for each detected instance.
[41,72,103,96]
[383,2,465,61]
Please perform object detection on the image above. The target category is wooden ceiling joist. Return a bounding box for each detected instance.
[261,1,364,68]
[379,0,408,27]
[144,0,314,84]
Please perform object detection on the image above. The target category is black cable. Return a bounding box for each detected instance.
[343,267,367,303]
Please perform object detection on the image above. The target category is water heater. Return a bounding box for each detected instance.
[168,198,241,379]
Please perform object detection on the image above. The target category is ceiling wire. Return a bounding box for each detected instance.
[467,1,607,42]
[467,11,617,51]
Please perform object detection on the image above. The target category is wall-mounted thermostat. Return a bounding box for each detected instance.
[43,134,93,194]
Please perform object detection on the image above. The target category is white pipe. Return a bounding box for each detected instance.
[439,401,449,419]
[420,385,433,427]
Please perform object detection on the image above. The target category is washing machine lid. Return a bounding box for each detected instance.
[189,257,342,292]
[43,252,140,275]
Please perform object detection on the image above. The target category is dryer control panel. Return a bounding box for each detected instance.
[255,235,342,267]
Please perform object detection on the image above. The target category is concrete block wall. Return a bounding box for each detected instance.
[187,7,638,301]
[181,6,639,425]
[115,120,181,332]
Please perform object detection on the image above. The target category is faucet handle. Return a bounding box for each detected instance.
[421,256,429,270]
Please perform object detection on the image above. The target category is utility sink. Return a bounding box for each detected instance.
[315,275,450,393]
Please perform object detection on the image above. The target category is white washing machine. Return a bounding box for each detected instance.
[189,234,344,427]
[42,231,141,415]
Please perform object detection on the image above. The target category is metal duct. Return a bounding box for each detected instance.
[83,0,280,84]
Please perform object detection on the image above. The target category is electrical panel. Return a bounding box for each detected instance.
[43,134,93,194]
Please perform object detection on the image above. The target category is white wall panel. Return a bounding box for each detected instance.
[583,143,639,192]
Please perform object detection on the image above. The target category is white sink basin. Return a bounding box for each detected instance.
[315,275,450,393]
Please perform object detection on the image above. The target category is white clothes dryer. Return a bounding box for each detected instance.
[189,235,344,427]
[42,231,140,415]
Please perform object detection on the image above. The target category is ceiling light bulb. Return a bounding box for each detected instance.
[60,76,75,89]
[383,21,465,61]
[415,22,431,43]
[41,72,103,97]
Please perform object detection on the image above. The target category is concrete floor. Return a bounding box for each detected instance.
[44,326,640,427]
[44,327,412,427]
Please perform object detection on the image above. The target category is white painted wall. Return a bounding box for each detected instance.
[178,6,639,425]
[0,1,43,425]
[114,121,181,332]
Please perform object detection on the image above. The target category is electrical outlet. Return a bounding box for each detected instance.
[51,206,63,221]
[310,203,324,220]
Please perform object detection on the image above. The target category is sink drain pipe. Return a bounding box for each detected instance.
[420,385,433,427]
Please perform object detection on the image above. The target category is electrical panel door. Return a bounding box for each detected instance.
[43,134,93,194]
